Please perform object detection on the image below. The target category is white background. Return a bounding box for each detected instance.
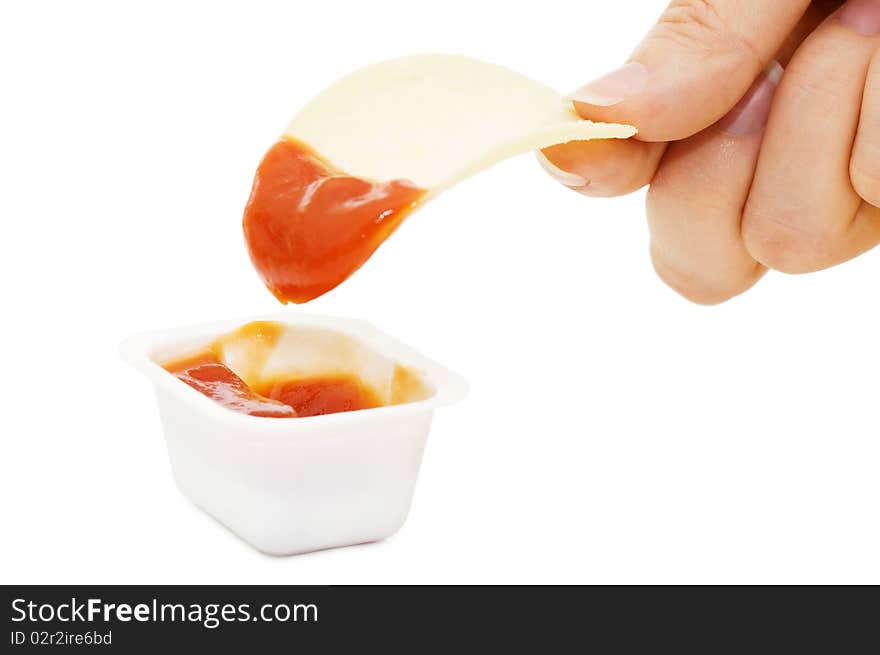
[2,0,878,584]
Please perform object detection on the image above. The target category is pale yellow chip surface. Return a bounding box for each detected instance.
[285,54,636,190]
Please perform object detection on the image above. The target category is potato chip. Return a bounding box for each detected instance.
[244,54,637,303]
[285,53,636,190]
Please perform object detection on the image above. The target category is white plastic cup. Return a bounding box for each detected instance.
[121,313,467,556]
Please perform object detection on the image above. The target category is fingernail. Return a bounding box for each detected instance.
[568,62,648,107]
[839,0,880,36]
[717,61,783,137]
[535,151,588,188]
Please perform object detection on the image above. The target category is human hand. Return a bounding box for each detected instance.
[539,0,880,303]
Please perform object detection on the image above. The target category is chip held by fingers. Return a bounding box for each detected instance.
[243,54,637,303]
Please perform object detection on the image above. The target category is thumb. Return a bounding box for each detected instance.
[573,0,811,141]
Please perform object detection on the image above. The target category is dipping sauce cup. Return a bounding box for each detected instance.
[122,314,467,556]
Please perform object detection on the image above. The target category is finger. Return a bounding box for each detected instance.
[742,2,880,273]
[851,45,880,207]
[537,139,666,197]
[537,1,829,198]
[647,64,781,304]
[568,0,811,141]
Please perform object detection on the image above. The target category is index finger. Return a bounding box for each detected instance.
[539,138,666,197]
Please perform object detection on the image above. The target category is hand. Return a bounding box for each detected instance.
[539,0,880,304]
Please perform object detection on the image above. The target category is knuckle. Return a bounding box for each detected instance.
[660,0,725,42]
[650,247,755,305]
[851,145,880,208]
[741,205,835,273]
[652,0,762,68]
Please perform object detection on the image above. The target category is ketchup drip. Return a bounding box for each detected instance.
[166,353,297,419]
[164,352,381,419]
[267,376,380,417]
[243,138,427,303]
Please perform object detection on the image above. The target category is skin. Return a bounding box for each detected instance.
[541,0,880,304]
